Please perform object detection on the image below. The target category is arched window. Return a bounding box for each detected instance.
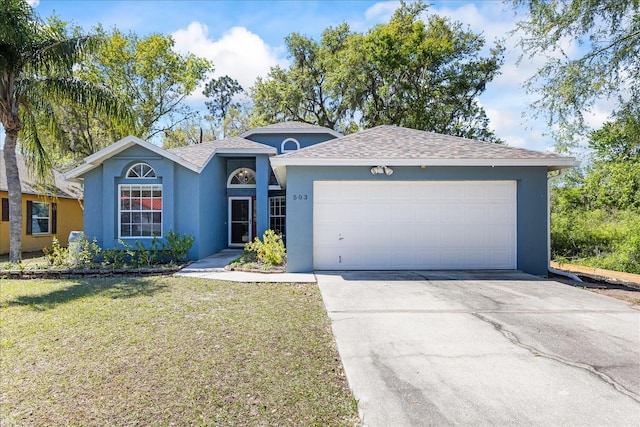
[281,138,300,153]
[227,168,256,188]
[126,163,156,178]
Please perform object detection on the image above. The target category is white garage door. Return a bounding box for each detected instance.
[313,181,517,270]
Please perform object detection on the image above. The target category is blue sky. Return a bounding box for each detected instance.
[24,0,610,153]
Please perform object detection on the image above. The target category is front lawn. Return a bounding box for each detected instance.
[0,277,358,426]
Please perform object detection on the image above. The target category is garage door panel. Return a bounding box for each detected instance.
[340,185,366,201]
[366,205,393,222]
[363,225,393,247]
[364,249,392,268]
[313,181,517,270]
[390,185,414,201]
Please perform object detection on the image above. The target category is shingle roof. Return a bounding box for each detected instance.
[251,121,332,131]
[167,137,276,169]
[0,151,83,199]
[278,125,566,161]
[241,121,342,138]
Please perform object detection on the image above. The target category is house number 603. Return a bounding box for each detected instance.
[293,194,308,200]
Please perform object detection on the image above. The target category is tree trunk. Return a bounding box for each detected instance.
[3,131,22,262]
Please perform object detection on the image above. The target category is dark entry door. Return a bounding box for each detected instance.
[229,197,252,246]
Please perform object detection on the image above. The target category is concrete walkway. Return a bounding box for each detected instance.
[175,249,316,283]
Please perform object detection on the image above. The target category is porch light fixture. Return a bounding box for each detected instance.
[370,165,393,175]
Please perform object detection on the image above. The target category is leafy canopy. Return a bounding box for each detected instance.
[0,0,132,261]
[251,0,504,141]
[201,75,250,140]
[510,0,640,147]
[49,25,211,161]
[550,111,640,273]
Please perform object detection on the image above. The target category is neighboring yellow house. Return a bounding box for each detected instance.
[0,151,83,255]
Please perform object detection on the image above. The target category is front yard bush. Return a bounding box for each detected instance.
[244,229,286,266]
[39,231,195,270]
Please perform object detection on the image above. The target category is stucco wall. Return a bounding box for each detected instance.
[0,192,83,255]
[284,165,550,275]
[246,133,337,154]
[82,145,201,257]
[196,155,227,259]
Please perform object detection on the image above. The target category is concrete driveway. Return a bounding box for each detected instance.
[317,271,640,426]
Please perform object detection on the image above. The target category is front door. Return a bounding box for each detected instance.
[229,197,252,247]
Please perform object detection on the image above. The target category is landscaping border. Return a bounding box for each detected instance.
[551,261,640,289]
[1,265,184,280]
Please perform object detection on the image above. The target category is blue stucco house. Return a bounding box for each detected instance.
[66,122,574,275]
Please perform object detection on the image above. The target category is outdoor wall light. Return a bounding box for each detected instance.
[370,166,393,175]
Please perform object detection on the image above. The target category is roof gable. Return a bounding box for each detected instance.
[241,121,342,138]
[65,135,201,180]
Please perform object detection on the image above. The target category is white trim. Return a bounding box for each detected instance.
[227,168,257,188]
[269,157,576,188]
[228,196,253,247]
[269,195,286,236]
[126,162,157,179]
[241,126,342,138]
[281,138,300,153]
[117,183,163,239]
[270,165,287,190]
[65,135,200,180]
[30,201,51,235]
[269,157,577,168]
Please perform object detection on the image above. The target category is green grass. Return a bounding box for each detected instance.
[0,277,358,426]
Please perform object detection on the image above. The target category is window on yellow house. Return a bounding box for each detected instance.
[26,201,57,235]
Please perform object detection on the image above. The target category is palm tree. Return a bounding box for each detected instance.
[0,0,131,261]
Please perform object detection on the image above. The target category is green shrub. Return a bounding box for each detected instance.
[551,208,640,273]
[101,233,194,267]
[69,234,101,266]
[244,229,286,266]
[43,237,69,266]
[163,230,195,262]
[102,247,127,268]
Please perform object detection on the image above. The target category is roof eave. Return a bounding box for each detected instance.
[65,135,201,180]
[213,148,278,156]
[271,165,287,189]
[241,127,342,138]
[268,157,577,168]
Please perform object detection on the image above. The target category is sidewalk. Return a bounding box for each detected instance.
[175,249,316,283]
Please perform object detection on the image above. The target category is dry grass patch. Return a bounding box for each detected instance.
[0,276,358,426]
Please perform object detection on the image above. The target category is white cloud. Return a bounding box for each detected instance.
[434,2,514,44]
[26,0,39,6]
[584,100,615,129]
[364,1,400,23]
[172,22,287,98]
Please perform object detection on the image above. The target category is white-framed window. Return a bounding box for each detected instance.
[269,196,286,237]
[281,138,300,153]
[127,162,156,178]
[119,184,162,238]
[227,168,256,188]
[30,201,50,234]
